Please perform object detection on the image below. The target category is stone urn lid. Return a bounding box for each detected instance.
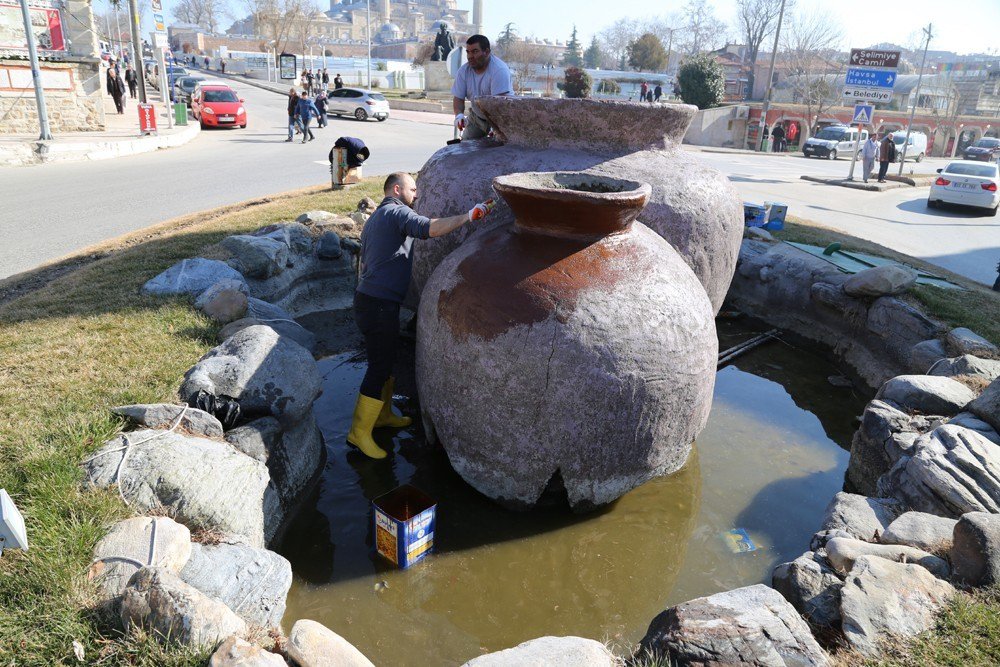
[492,171,651,239]
[477,96,697,152]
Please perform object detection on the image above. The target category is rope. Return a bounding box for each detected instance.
[89,517,162,572]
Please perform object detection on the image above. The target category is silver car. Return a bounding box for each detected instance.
[174,75,206,106]
[326,87,389,122]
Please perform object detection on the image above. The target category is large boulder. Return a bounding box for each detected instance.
[949,412,1000,445]
[112,403,224,439]
[968,377,1000,433]
[865,298,942,348]
[946,327,998,358]
[843,265,917,298]
[819,492,903,542]
[222,235,289,279]
[209,636,286,667]
[179,541,292,629]
[224,416,281,462]
[141,258,247,298]
[639,584,830,666]
[929,355,1000,383]
[120,567,247,648]
[824,536,950,578]
[83,429,274,547]
[219,317,316,355]
[287,619,375,667]
[951,512,1000,587]
[195,282,249,323]
[254,222,314,255]
[876,425,1000,518]
[180,325,321,427]
[463,637,618,667]
[317,231,344,260]
[846,400,934,496]
[839,556,955,657]
[771,552,843,633]
[909,338,948,374]
[89,517,192,600]
[881,512,958,557]
[874,374,976,417]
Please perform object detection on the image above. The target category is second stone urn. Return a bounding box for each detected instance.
[412,96,744,313]
[416,172,718,510]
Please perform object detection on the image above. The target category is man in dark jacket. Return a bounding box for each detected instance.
[124,65,138,99]
[772,123,786,152]
[878,134,896,183]
[334,73,344,89]
[314,92,328,128]
[107,66,126,114]
[296,94,320,143]
[285,89,302,142]
[346,172,495,459]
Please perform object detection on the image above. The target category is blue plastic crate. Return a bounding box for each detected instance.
[743,202,767,227]
[764,202,787,230]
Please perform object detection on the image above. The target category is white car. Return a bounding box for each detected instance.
[927,160,999,217]
[326,88,389,122]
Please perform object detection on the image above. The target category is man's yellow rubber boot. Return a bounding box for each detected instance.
[376,377,413,428]
[346,395,388,459]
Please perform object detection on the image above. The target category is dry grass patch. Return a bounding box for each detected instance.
[0,180,381,664]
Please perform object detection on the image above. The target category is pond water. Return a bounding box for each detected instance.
[279,319,869,665]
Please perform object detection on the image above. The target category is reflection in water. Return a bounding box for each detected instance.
[279,324,869,666]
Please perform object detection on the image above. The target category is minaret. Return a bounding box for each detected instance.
[472,0,483,34]
[380,0,390,21]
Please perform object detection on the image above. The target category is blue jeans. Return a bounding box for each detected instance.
[287,116,302,139]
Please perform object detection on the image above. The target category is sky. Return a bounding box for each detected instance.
[141,0,1000,57]
[470,0,1000,56]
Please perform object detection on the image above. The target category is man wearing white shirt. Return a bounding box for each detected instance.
[452,34,513,140]
[862,132,880,183]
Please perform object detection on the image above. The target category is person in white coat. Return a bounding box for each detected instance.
[862,133,880,183]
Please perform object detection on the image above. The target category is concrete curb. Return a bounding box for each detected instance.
[799,175,915,192]
[689,146,795,157]
[0,123,200,167]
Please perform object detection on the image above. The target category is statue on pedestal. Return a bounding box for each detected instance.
[431,22,455,61]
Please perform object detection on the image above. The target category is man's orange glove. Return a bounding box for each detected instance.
[468,198,496,222]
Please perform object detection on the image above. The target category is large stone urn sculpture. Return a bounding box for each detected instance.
[412,96,743,313]
[416,172,718,510]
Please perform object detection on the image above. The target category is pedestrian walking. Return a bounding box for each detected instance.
[346,172,496,459]
[653,84,662,103]
[877,133,896,183]
[640,80,648,101]
[124,65,138,99]
[296,93,320,143]
[315,92,328,128]
[305,69,315,94]
[106,66,126,114]
[285,89,303,142]
[334,73,344,90]
[221,59,226,74]
[772,124,786,152]
[862,132,879,182]
[321,68,330,92]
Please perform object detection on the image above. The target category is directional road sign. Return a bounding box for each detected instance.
[850,49,901,69]
[154,13,165,31]
[843,87,892,103]
[845,68,896,88]
[151,0,161,10]
[852,104,873,125]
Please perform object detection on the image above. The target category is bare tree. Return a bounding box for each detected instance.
[736,0,791,97]
[599,17,643,69]
[504,38,556,93]
[677,0,727,55]
[243,0,313,53]
[780,9,845,139]
[172,0,225,33]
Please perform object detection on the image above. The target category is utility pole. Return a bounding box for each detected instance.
[127,0,146,102]
[758,0,786,151]
[18,0,52,140]
[899,23,932,175]
[366,0,372,89]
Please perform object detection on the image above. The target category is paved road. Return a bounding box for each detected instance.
[2,90,997,286]
[0,75,450,280]
[695,151,999,286]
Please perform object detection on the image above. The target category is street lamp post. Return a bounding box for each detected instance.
[366,0,372,89]
[18,0,52,140]
[127,0,146,102]
[758,0,787,151]
[899,23,933,175]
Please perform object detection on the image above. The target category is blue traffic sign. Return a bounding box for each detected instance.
[845,68,896,88]
[852,104,873,125]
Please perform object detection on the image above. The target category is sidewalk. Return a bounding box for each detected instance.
[685,145,796,157]
[0,91,199,167]
[799,174,935,191]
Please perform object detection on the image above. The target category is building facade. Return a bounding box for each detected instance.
[1,0,104,135]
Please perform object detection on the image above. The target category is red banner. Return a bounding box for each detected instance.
[138,103,157,135]
[0,3,65,52]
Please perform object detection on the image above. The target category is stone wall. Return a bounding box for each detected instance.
[683,105,745,148]
[0,60,104,134]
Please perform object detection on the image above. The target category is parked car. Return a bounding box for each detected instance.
[927,160,999,216]
[150,65,188,91]
[191,85,247,129]
[802,125,868,160]
[890,131,928,162]
[326,87,389,122]
[963,137,1000,162]
[174,75,206,106]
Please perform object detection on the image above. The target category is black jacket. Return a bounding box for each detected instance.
[107,71,126,97]
[287,95,298,117]
[330,136,370,167]
[125,69,137,85]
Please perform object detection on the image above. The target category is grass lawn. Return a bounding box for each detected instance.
[0,185,996,664]
[0,181,381,665]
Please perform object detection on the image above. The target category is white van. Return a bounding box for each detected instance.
[891,131,928,162]
[803,125,869,160]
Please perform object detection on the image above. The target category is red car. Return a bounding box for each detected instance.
[192,84,247,129]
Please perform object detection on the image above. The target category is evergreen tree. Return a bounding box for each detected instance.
[559,67,592,98]
[562,25,583,67]
[677,53,725,109]
[627,33,669,72]
[584,36,604,69]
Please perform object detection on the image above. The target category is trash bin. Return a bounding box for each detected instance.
[173,103,188,126]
